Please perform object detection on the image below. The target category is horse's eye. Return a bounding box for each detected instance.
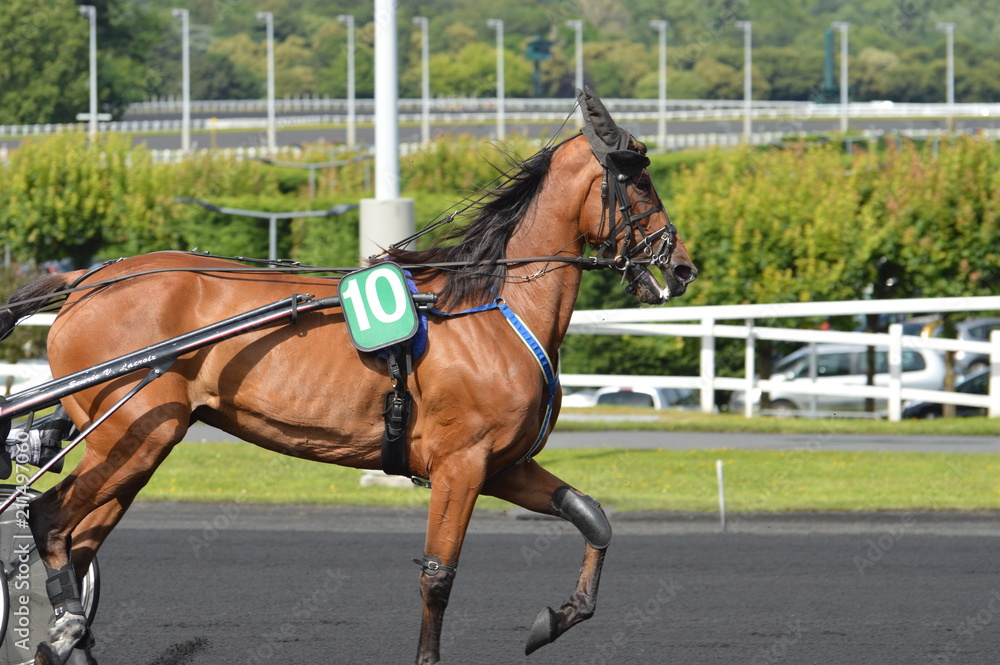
[635,175,653,193]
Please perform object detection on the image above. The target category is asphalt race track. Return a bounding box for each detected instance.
[79,504,1000,665]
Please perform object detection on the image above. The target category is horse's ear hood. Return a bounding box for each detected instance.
[576,86,631,165]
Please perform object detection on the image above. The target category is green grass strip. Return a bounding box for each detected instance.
[31,442,1000,514]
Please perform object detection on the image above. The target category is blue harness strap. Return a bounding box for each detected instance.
[434,297,559,473]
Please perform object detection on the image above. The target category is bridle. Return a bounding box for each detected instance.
[585,140,679,293]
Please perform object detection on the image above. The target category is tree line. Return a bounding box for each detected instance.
[4,0,1000,125]
[1,131,997,377]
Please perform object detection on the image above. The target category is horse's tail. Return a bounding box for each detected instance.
[0,273,75,342]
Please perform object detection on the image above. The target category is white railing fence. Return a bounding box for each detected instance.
[4,297,999,421]
[565,296,1000,421]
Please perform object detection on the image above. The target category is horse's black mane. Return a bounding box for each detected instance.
[386,145,557,311]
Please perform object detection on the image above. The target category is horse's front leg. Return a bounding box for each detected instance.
[482,458,612,655]
[414,454,486,665]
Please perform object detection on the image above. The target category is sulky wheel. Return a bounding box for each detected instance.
[0,486,99,665]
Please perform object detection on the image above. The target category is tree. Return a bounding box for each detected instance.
[0,0,89,124]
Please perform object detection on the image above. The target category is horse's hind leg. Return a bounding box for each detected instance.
[481,458,612,655]
[29,400,186,665]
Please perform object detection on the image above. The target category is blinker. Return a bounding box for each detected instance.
[606,149,650,180]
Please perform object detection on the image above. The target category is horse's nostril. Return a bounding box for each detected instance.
[675,264,698,284]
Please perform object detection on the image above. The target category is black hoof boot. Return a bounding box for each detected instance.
[525,606,557,655]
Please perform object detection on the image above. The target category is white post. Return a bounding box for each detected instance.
[888,323,903,421]
[488,19,505,141]
[338,14,356,148]
[700,317,716,414]
[360,0,415,262]
[567,20,584,124]
[79,5,98,139]
[257,12,276,153]
[937,22,955,130]
[989,330,1000,419]
[413,17,430,144]
[716,460,727,532]
[172,9,191,153]
[744,318,755,419]
[649,20,668,149]
[833,22,850,133]
[735,21,752,143]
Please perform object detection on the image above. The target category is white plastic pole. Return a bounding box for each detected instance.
[833,22,850,133]
[79,6,98,139]
[338,15,356,148]
[257,12,276,152]
[735,21,752,142]
[414,17,430,144]
[649,20,668,149]
[172,9,191,153]
[375,0,399,200]
[716,460,727,532]
[488,19,505,141]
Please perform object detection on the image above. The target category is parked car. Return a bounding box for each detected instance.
[564,386,698,410]
[593,386,698,410]
[902,369,990,419]
[954,318,1000,378]
[728,344,946,415]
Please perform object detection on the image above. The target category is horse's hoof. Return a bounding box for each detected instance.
[34,642,62,665]
[525,606,557,655]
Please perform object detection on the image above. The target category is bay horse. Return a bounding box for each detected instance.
[0,87,696,665]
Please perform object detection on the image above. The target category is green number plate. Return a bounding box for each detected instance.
[340,262,419,352]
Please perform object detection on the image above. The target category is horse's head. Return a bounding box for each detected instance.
[574,86,697,304]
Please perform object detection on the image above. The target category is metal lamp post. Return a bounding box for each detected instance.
[413,17,431,144]
[832,21,850,133]
[360,0,415,263]
[487,18,505,141]
[337,14,356,148]
[735,21,752,142]
[937,22,956,130]
[172,9,191,153]
[175,198,358,263]
[649,20,668,149]
[566,19,584,91]
[257,11,276,152]
[78,5,98,139]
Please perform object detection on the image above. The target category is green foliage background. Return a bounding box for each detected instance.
[5,1,1000,125]
[0,132,998,377]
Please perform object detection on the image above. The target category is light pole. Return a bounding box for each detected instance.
[78,5,98,139]
[172,9,191,153]
[487,18,505,141]
[257,11,276,153]
[176,198,358,263]
[566,19,584,91]
[735,21,752,142]
[937,22,956,130]
[413,17,430,144]
[649,20,668,149]
[832,21,850,133]
[337,14,356,148]
[360,0,414,263]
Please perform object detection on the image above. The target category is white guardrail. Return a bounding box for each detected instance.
[564,296,1000,421]
[4,296,999,421]
[3,99,1000,142]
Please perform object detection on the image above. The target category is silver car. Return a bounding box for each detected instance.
[729,344,946,415]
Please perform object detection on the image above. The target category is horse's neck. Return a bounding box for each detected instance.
[501,197,586,356]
